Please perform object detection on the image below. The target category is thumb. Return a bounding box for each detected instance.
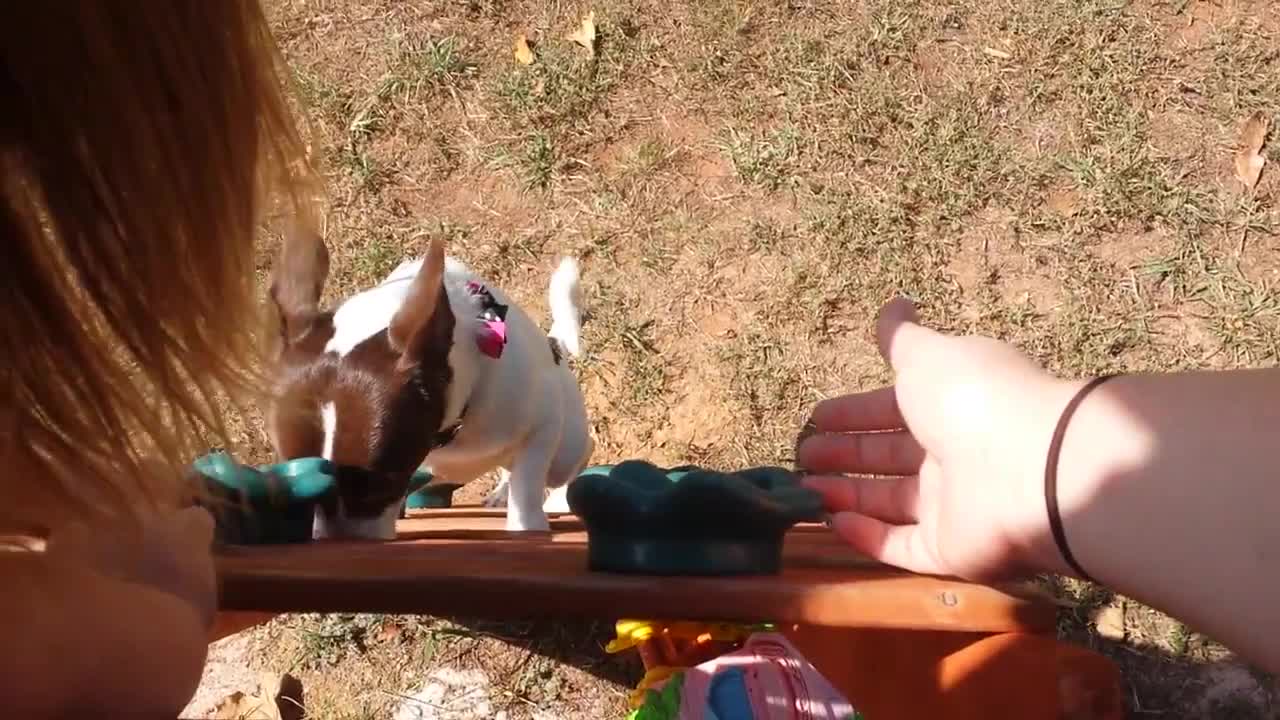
[875,297,945,373]
[146,506,215,552]
[170,506,216,548]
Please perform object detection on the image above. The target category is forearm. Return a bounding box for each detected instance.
[1052,367,1280,671]
[2,555,208,717]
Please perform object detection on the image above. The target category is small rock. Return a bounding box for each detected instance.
[1094,604,1126,641]
[394,668,494,720]
[183,633,262,718]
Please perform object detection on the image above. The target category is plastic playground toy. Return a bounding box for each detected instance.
[192,452,336,545]
[608,619,773,708]
[193,453,464,543]
[625,632,861,720]
[404,473,462,509]
[566,460,824,576]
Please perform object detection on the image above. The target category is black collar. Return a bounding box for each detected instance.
[433,403,468,447]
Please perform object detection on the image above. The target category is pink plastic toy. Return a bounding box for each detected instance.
[634,632,860,719]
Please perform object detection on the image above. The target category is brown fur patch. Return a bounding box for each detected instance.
[267,285,457,520]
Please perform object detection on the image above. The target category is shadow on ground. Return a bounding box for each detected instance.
[438,615,641,689]
[1040,577,1278,719]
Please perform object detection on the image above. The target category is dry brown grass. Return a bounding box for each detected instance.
[195,0,1280,717]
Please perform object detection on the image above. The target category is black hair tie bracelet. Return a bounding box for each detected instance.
[1045,374,1119,584]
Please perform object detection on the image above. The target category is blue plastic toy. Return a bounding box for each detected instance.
[193,452,336,545]
[566,460,824,576]
[192,453,463,544]
[404,473,463,509]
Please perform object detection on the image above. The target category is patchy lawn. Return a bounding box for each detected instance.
[191,0,1279,718]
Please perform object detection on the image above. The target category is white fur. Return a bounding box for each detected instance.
[324,266,417,356]
[314,502,400,541]
[320,402,337,460]
[324,257,481,433]
[320,255,593,537]
[548,257,584,359]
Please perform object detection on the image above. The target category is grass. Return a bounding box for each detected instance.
[396,35,475,92]
[521,131,556,189]
[199,0,1280,718]
[722,126,799,189]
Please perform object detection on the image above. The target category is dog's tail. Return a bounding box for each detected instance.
[548,257,584,359]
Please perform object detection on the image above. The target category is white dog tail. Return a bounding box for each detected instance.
[548,257,584,359]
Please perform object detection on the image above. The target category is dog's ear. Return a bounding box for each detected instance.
[388,237,453,369]
[269,221,330,346]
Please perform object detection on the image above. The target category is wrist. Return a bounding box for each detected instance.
[1020,374,1153,580]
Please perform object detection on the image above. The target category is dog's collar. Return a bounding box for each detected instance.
[434,403,468,447]
[322,406,467,490]
[435,281,500,446]
[466,281,508,359]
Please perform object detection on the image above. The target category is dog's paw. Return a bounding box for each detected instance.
[542,485,570,514]
[506,512,551,532]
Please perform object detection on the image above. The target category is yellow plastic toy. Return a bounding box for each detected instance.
[606,619,773,707]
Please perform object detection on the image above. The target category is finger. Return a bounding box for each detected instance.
[829,512,941,575]
[796,430,924,477]
[176,506,216,546]
[876,297,945,373]
[155,507,215,553]
[807,386,906,433]
[803,475,919,524]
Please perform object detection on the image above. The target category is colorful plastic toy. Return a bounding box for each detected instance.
[192,452,335,545]
[608,619,773,708]
[404,472,462,509]
[626,633,861,720]
[566,460,824,575]
[195,454,461,540]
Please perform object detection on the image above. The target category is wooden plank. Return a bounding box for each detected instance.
[208,611,276,643]
[216,513,1056,633]
[396,514,834,536]
[393,527,877,570]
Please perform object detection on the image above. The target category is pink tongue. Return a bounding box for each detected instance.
[475,319,507,358]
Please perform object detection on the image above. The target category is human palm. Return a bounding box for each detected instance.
[797,298,1080,581]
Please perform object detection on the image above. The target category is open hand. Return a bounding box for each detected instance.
[797,298,1083,581]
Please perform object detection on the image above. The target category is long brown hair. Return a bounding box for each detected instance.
[0,3,321,529]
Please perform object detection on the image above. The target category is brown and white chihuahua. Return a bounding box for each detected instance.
[267,233,593,539]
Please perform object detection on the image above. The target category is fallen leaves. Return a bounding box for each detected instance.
[513,32,534,65]
[512,10,596,65]
[982,46,1013,61]
[212,672,304,720]
[567,10,597,56]
[1234,110,1270,190]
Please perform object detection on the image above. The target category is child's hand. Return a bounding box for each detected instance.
[47,506,217,627]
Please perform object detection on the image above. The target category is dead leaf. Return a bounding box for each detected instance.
[213,691,276,720]
[1094,603,1126,642]
[1234,111,1269,189]
[1045,188,1082,218]
[982,46,1013,60]
[513,32,534,65]
[376,620,404,644]
[212,673,304,720]
[567,11,597,56]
